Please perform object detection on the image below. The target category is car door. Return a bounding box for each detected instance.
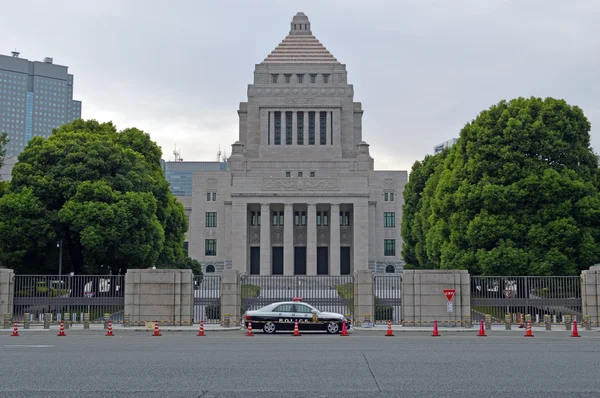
[272,303,295,331]
[293,304,318,331]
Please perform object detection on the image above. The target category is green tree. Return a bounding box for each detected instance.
[0,119,189,275]
[415,97,600,276]
[0,132,8,171]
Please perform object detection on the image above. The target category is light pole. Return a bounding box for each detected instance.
[57,240,63,280]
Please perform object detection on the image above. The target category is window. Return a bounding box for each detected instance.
[285,111,293,145]
[279,211,284,226]
[345,212,351,226]
[317,212,321,226]
[310,171,315,177]
[384,193,388,201]
[206,265,216,273]
[340,211,344,226]
[274,111,281,145]
[295,304,313,314]
[285,74,291,83]
[384,239,396,256]
[385,265,395,273]
[205,212,217,227]
[297,111,304,144]
[286,171,291,177]
[294,211,300,226]
[297,74,304,83]
[273,304,294,313]
[385,192,394,201]
[205,239,217,256]
[301,211,306,226]
[207,193,211,201]
[298,171,303,178]
[320,111,327,145]
[323,74,330,83]
[308,112,315,145]
[271,74,278,83]
[212,192,216,201]
[323,211,329,226]
[310,74,317,83]
[384,212,395,228]
[251,211,261,226]
[272,211,278,226]
[390,193,394,201]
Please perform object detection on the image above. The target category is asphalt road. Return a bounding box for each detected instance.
[2,330,600,398]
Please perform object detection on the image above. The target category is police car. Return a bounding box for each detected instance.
[244,298,351,334]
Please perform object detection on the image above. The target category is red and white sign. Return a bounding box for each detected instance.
[503,290,512,299]
[443,289,456,302]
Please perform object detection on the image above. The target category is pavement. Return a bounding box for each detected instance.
[2,328,600,398]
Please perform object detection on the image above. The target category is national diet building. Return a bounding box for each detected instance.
[186,13,407,275]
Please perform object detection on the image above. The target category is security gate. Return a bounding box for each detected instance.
[241,275,354,319]
[374,275,402,324]
[194,275,221,324]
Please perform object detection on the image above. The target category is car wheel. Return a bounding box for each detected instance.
[326,321,340,334]
[263,321,277,334]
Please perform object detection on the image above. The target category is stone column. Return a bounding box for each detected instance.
[582,265,600,327]
[292,112,297,147]
[326,111,332,145]
[0,268,14,321]
[304,111,309,145]
[260,203,271,275]
[231,202,248,273]
[284,204,294,275]
[352,201,369,272]
[330,203,341,276]
[220,270,241,326]
[307,204,317,275]
[354,270,374,325]
[333,109,341,147]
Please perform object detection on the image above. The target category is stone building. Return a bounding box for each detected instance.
[187,12,407,275]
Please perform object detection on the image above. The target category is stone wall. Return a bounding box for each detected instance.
[124,269,193,325]
[0,268,14,322]
[402,270,470,326]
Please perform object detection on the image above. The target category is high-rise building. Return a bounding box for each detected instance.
[162,159,227,197]
[434,138,458,154]
[186,13,407,275]
[0,51,81,161]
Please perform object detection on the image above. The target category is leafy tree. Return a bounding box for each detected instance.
[0,132,8,172]
[414,97,600,276]
[0,120,189,275]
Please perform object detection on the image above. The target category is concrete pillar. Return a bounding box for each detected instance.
[402,270,470,326]
[581,265,600,327]
[330,203,341,276]
[352,201,369,272]
[307,204,317,275]
[0,269,14,321]
[260,203,271,275]
[231,202,248,273]
[332,109,341,147]
[304,111,309,145]
[284,204,294,275]
[292,112,297,146]
[221,270,241,326]
[326,111,332,145]
[354,270,374,325]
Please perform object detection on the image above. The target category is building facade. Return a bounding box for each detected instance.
[188,13,407,275]
[434,138,458,154]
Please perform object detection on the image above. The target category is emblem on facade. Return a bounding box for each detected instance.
[341,232,349,245]
[251,232,260,244]
[207,178,218,188]
[284,97,315,105]
[384,179,395,188]
[275,232,282,244]
[297,232,305,244]
[318,232,327,245]
[262,178,339,191]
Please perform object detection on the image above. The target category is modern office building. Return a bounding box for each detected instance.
[0,51,81,178]
[184,13,407,275]
[433,138,458,154]
[162,159,227,197]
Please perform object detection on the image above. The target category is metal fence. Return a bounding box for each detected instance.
[470,276,582,325]
[241,275,355,319]
[194,275,221,324]
[374,275,402,324]
[13,275,125,324]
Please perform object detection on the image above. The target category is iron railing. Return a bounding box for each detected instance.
[374,275,402,324]
[13,275,125,324]
[470,276,582,325]
[241,275,355,319]
[194,275,221,324]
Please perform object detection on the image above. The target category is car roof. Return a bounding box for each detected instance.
[256,301,316,311]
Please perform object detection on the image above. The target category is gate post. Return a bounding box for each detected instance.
[354,271,374,327]
[221,270,241,327]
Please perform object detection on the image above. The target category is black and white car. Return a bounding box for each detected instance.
[244,298,351,334]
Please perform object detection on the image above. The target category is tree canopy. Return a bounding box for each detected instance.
[0,132,7,172]
[402,97,600,276]
[0,120,191,275]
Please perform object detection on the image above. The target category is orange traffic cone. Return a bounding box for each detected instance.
[105,320,114,336]
[197,320,205,336]
[245,322,254,336]
[292,321,301,336]
[57,320,66,337]
[340,320,349,336]
[152,321,161,337]
[518,314,524,329]
[11,322,19,337]
[385,320,394,337]
[432,319,440,337]
[524,320,534,337]
[571,320,581,338]
[477,319,487,337]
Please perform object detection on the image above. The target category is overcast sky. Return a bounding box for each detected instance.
[2,0,599,171]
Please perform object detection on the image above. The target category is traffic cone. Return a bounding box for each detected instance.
[477,319,486,337]
[432,319,440,337]
[152,321,161,337]
[197,320,205,336]
[340,320,349,336]
[57,320,66,337]
[571,320,581,338]
[245,322,254,337]
[519,314,524,329]
[11,322,19,337]
[292,321,301,336]
[385,320,394,337]
[105,320,114,336]
[524,320,534,337]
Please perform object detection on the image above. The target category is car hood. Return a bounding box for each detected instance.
[319,311,346,319]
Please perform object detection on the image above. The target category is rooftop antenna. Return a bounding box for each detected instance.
[217,145,222,162]
[11,49,19,58]
[173,144,183,162]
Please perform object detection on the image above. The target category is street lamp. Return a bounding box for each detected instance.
[57,240,63,280]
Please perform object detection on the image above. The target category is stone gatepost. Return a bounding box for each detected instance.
[124,269,193,326]
[354,270,374,326]
[401,270,470,327]
[581,265,600,327]
[220,270,241,327]
[0,268,14,325]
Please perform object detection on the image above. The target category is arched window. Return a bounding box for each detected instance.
[385,265,395,273]
[206,265,215,273]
